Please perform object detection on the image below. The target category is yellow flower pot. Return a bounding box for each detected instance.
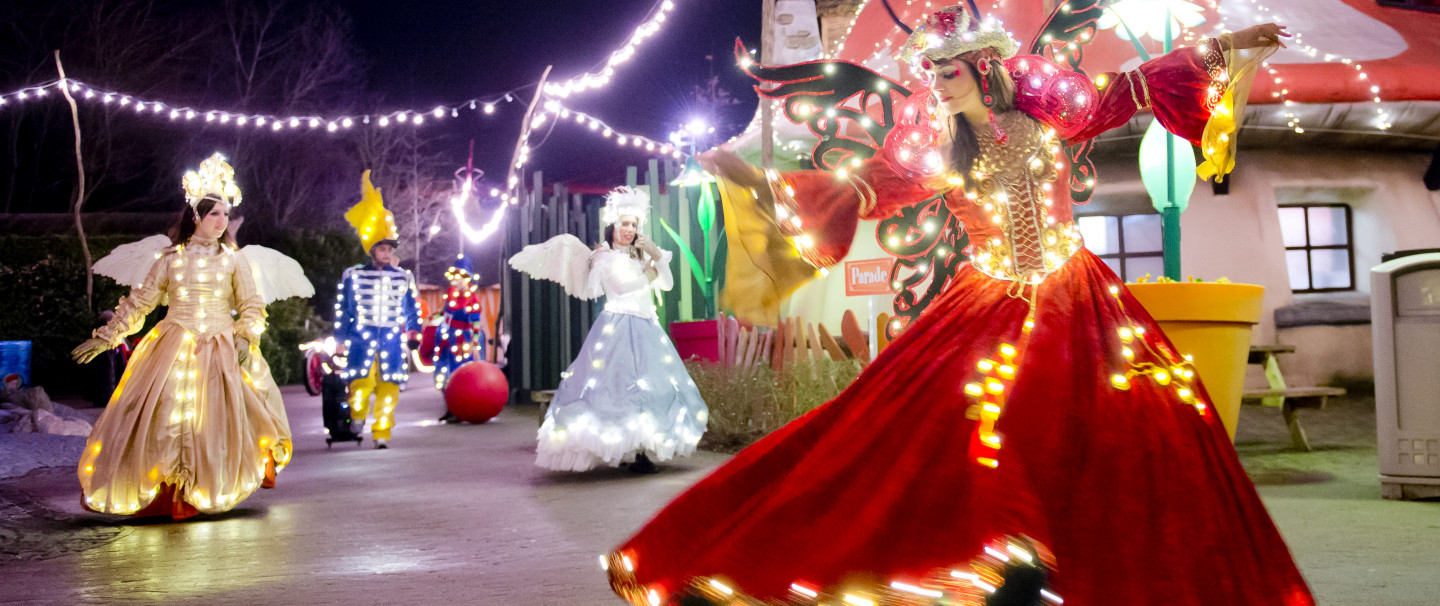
[1126,282,1265,441]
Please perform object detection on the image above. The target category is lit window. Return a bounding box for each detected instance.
[1278,204,1354,292]
[1077,213,1164,281]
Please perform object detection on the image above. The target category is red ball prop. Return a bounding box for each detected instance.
[443,361,508,423]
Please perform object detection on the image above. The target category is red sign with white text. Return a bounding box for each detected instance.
[845,258,893,296]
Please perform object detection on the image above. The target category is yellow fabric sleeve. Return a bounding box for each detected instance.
[1197,35,1279,183]
[92,253,170,348]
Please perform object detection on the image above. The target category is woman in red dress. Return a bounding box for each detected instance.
[607,6,1311,606]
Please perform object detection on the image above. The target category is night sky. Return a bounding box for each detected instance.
[345,0,764,183]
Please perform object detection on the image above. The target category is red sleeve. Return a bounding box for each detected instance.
[780,155,938,267]
[1067,39,1226,145]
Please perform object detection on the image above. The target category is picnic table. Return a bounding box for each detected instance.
[1241,344,1345,451]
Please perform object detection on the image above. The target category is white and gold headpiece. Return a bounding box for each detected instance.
[182,152,242,208]
[898,5,1018,69]
[600,186,651,227]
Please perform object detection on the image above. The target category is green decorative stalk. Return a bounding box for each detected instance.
[658,216,711,300]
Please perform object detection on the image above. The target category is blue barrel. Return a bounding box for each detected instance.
[0,341,32,387]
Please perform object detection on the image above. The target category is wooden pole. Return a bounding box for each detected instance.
[55,51,92,311]
[505,66,554,202]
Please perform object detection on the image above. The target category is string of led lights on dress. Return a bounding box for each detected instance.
[542,0,678,98]
[0,78,520,133]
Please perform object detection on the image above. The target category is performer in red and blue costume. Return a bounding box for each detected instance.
[432,254,483,390]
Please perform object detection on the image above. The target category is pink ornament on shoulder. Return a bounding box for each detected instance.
[883,93,946,179]
[1006,55,1098,141]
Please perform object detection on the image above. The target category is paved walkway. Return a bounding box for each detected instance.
[1,384,726,605]
[0,384,1437,605]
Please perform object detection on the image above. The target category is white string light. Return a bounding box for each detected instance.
[538,100,684,160]
[451,174,507,243]
[543,0,678,98]
[0,78,517,133]
[825,0,874,59]
[1219,0,1392,132]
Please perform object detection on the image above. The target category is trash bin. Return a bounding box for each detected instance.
[1371,251,1440,500]
[0,341,31,387]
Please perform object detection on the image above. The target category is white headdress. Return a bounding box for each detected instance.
[600,186,650,227]
[898,5,1018,69]
[182,152,242,208]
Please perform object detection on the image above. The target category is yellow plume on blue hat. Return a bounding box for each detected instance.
[346,170,399,252]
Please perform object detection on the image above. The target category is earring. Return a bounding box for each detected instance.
[981,61,1008,145]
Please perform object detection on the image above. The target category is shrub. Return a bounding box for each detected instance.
[257,297,326,386]
[688,356,864,453]
[0,229,360,392]
[0,235,136,392]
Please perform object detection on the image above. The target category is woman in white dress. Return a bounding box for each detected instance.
[510,187,708,473]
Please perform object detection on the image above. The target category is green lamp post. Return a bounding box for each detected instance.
[1104,1,1206,280]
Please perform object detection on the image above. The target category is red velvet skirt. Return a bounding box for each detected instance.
[607,250,1313,606]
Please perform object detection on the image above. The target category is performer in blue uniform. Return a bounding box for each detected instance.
[334,171,422,449]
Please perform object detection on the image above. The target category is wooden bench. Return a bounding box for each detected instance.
[1241,345,1346,451]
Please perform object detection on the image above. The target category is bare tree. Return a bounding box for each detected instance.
[0,0,215,215]
[354,127,459,283]
[198,0,366,233]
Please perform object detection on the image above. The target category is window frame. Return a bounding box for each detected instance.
[1280,203,1356,293]
[1076,212,1165,282]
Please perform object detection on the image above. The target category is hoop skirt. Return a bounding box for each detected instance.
[608,250,1313,605]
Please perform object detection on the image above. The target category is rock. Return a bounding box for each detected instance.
[0,386,55,412]
[17,387,54,413]
[32,409,91,437]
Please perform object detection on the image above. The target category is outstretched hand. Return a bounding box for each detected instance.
[71,337,112,365]
[1230,23,1289,50]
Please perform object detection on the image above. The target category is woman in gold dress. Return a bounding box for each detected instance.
[71,154,292,520]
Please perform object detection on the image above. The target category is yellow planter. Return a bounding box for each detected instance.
[1126,282,1265,441]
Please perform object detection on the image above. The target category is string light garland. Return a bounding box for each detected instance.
[825,0,874,59]
[0,78,518,133]
[451,167,507,243]
[1216,0,1392,132]
[542,0,678,98]
[537,100,684,160]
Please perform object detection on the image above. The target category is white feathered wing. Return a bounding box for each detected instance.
[240,245,315,304]
[93,234,173,288]
[507,234,598,299]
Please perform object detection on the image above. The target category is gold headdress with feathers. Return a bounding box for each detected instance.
[182,152,242,208]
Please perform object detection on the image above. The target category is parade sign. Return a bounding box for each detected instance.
[844,258,892,296]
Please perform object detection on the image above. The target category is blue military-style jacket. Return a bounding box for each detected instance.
[334,263,422,384]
